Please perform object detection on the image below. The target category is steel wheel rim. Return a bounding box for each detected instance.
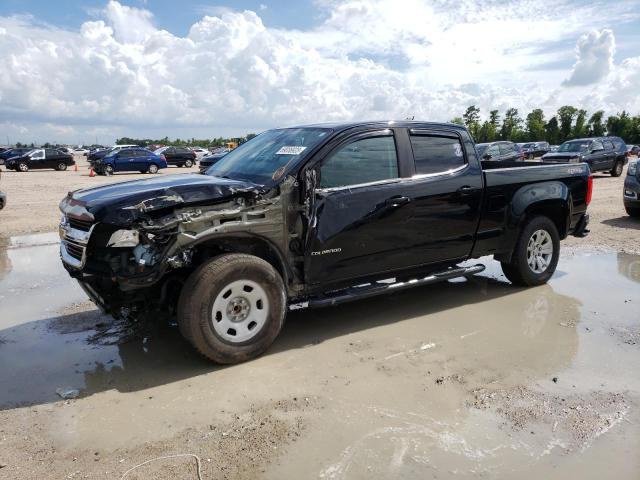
[526,229,553,274]
[211,279,269,343]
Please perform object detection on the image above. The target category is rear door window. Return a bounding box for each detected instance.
[603,141,614,151]
[320,135,398,188]
[410,134,465,175]
[499,143,514,155]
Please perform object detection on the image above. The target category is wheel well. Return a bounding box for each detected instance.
[524,202,568,239]
[191,236,289,286]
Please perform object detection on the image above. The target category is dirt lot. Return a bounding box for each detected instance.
[1,155,638,253]
[0,155,638,479]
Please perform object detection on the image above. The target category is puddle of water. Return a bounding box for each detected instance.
[0,233,638,478]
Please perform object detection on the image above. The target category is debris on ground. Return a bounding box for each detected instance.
[55,387,80,400]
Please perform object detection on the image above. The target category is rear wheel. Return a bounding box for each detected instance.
[177,254,286,364]
[501,216,560,286]
[147,163,159,174]
[18,162,28,172]
[57,162,67,171]
[184,159,194,168]
[626,205,640,218]
[611,161,623,177]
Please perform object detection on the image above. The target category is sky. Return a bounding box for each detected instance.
[0,0,639,145]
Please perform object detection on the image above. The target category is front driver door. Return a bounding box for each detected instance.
[305,131,414,284]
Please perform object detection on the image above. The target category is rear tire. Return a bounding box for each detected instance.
[626,205,640,218]
[501,216,560,286]
[57,162,67,171]
[177,254,286,364]
[147,163,159,174]
[184,159,194,168]
[611,161,623,177]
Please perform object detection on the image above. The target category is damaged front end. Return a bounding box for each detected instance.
[59,174,302,322]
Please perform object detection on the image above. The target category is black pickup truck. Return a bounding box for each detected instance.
[59,121,591,363]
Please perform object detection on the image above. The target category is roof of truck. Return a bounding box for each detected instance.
[284,120,469,132]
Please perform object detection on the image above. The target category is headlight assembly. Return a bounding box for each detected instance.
[107,229,139,248]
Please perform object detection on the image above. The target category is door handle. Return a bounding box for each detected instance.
[457,185,475,195]
[385,196,410,207]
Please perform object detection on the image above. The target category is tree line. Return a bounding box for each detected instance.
[114,134,257,148]
[451,106,640,145]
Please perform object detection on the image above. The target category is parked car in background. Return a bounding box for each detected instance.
[475,141,523,162]
[0,147,34,165]
[199,148,230,173]
[624,159,640,217]
[542,137,627,176]
[154,146,197,167]
[72,147,89,156]
[111,144,140,152]
[549,145,559,152]
[88,148,111,165]
[6,148,75,172]
[626,145,639,158]
[190,147,210,160]
[94,147,167,175]
[521,141,550,159]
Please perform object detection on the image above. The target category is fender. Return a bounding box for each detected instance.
[496,181,571,262]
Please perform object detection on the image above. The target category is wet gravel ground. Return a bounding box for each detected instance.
[0,234,638,479]
[0,155,638,479]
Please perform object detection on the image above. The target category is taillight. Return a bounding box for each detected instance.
[160,154,166,161]
[586,175,593,206]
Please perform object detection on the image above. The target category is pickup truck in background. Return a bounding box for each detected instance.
[59,121,591,363]
[542,136,627,176]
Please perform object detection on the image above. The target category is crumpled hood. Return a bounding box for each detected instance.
[60,174,261,224]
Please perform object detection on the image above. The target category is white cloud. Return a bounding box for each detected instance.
[563,29,616,86]
[0,0,639,143]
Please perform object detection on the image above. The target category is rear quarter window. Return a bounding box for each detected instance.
[410,135,466,175]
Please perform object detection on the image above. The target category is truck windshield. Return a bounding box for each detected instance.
[206,128,332,184]
[558,141,588,153]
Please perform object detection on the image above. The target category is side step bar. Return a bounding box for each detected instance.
[306,264,485,308]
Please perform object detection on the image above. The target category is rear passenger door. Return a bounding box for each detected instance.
[402,129,483,264]
[44,149,60,169]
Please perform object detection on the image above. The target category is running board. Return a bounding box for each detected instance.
[306,264,485,308]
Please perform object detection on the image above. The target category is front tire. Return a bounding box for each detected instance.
[177,254,286,364]
[501,216,560,286]
[611,161,623,177]
[18,162,28,172]
[104,164,114,175]
[626,205,640,218]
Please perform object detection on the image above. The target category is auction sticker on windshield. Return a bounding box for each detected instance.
[276,146,307,155]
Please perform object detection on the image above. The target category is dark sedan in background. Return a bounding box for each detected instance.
[5,148,75,172]
[521,141,550,159]
[199,148,230,172]
[476,141,523,162]
[0,147,33,165]
[154,146,197,167]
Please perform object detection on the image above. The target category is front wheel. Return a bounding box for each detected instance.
[501,216,560,286]
[103,164,114,175]
[147,163,159,174]
[177,254,286,364]
[626,205,640,218]
[18,162,28,172]
[611,161,623,177]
